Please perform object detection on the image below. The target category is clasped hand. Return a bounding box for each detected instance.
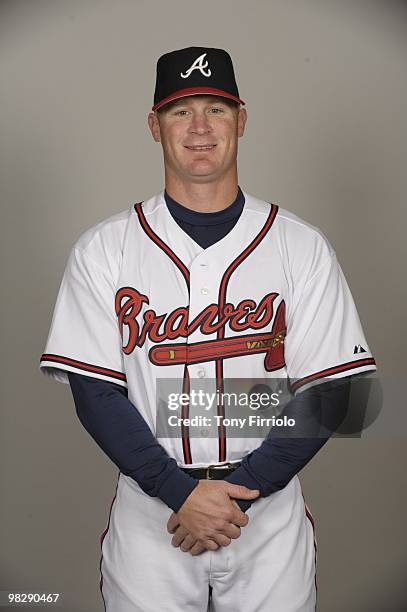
[166,480,259,556]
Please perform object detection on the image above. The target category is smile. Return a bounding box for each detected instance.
[184,145,217,151]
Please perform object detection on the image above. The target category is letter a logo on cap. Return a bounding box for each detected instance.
[180,53,212,79]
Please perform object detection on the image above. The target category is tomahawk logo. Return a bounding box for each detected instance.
[180,53,212,78]
[115,287,286,372]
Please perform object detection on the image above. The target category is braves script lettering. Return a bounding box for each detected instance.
[115,287,286,370]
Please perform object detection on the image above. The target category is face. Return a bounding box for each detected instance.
[148,95,247,184]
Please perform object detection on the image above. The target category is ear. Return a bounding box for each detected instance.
[148,111,161,143]
[237,107,247,138]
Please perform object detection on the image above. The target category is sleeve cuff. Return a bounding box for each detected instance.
[291,357,376,394]
[224,462,264,512]
[156,465,199,512]
[39,354,128,388]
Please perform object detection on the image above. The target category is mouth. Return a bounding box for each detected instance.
[184,145,217,151]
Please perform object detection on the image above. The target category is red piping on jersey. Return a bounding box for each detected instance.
[134,202,190,287]
[134,201,192,463]
[300,487,318,606]
[181,365,192,464]
[133,200,280,464]
[216,203,279,462]
[291,357,376,393]
[99,473,120,610]
[40,353,127,383]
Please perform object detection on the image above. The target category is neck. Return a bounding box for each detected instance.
[164,171,239,213]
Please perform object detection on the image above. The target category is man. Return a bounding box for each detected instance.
[40,47,376,611]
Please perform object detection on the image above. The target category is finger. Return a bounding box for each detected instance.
[167,513,180,534]
[221,523,241,540]
[229,508,250,528]
[226,484,260,500]
[211,533,232,548]
[230,499,247,523]
[203,539,219,551]
[180,534,197,552]
[189,543,206,556]
[171,526,189,547]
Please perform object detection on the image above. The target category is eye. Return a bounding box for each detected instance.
[174,109,189,116]
[209,107,224,114]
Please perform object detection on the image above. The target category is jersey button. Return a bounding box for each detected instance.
[197,368,206,378]
[200,287,209,295]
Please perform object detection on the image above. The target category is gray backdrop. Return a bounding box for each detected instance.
[1,1,406,611]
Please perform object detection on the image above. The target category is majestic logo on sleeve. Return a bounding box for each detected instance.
[180,53,212,78]
[115,287,286,372]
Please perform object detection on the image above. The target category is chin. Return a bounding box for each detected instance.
[185,163,219,176]
[185,170,224,183]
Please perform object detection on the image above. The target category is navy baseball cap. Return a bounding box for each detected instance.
[152,46,245,111]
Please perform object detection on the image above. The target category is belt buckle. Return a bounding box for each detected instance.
[205,462,236,479]
[205,464,215,479]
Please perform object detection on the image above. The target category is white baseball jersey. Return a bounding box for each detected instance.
[40,190,376,612]
[40,189,376,466]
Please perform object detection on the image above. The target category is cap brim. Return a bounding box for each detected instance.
[152,87,245,111]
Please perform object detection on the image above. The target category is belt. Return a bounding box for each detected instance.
[180,461,241,480]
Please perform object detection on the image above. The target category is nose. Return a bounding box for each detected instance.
[189,111,212,135]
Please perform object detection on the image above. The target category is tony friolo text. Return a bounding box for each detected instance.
[167,415,295,428]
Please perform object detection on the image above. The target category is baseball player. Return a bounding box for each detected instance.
[40,47,377,611]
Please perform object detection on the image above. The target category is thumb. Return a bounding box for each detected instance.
[226,483,260,500]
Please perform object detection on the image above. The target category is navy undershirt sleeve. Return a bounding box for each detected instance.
[225,377,351,511]
[67,372,199,512]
